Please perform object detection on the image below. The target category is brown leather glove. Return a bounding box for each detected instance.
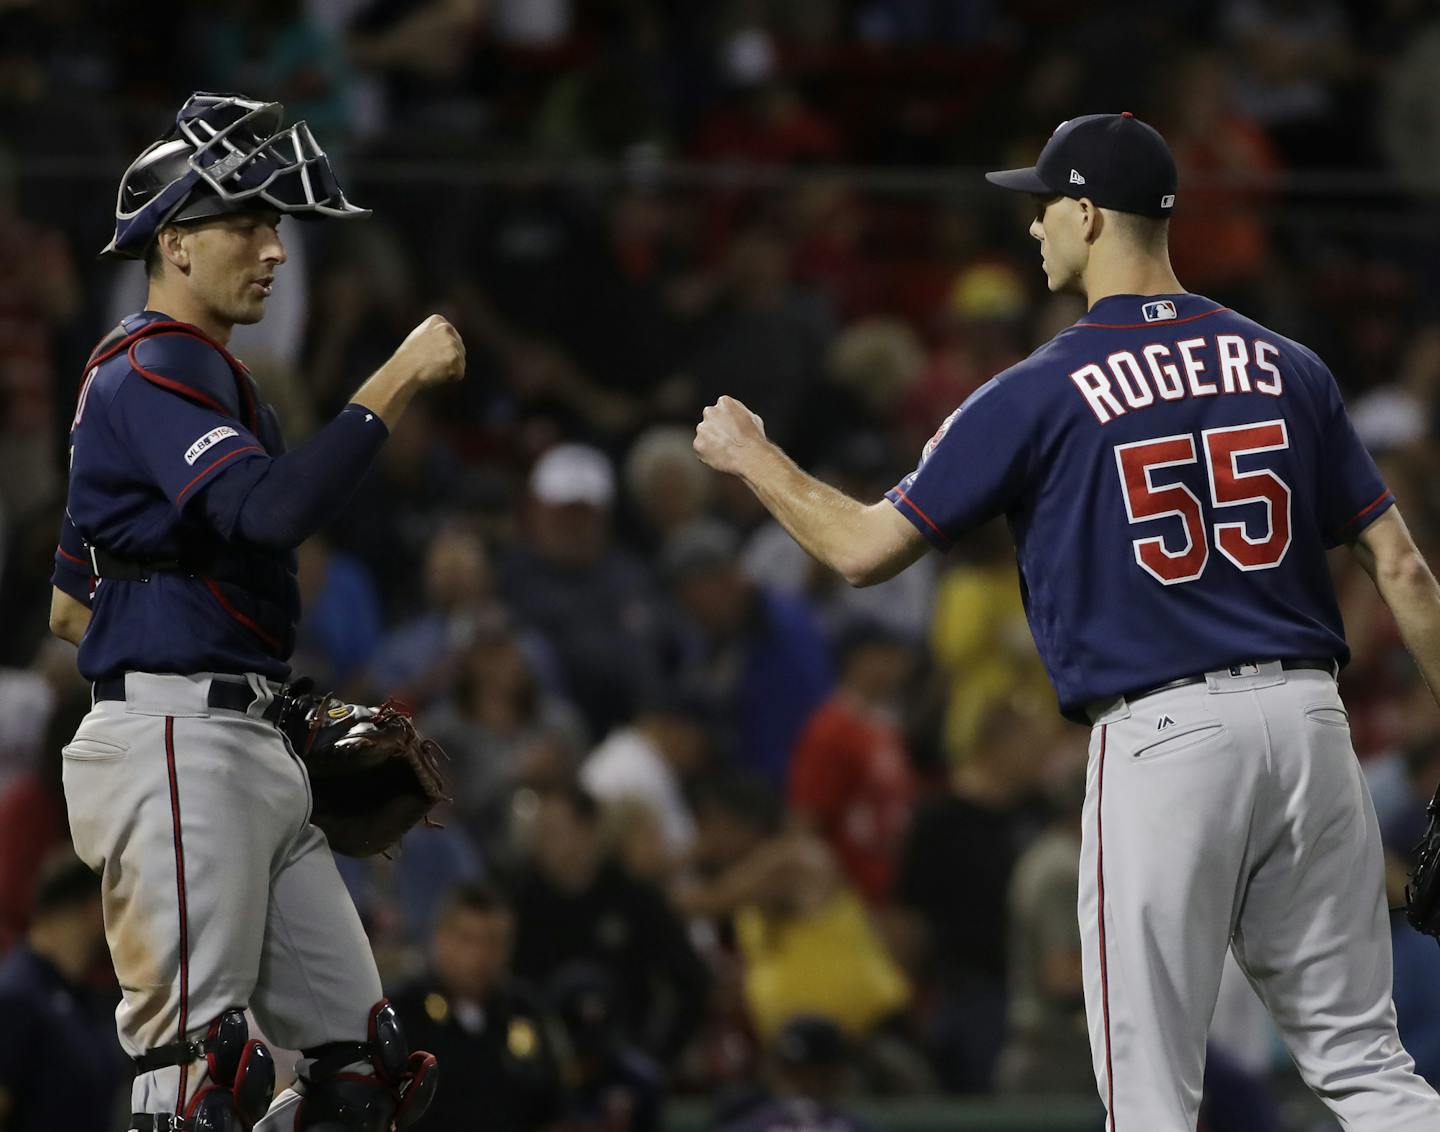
[282,692,449,857]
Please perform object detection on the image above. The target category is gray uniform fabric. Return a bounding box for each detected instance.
[63,671,381,1124]
[1080,663,1440,1131]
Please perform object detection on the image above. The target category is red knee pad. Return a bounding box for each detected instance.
[200,1010,275,1127]
[393,1051,438,1130]
[182,1038,274,1132]
[295,1000,438,1131]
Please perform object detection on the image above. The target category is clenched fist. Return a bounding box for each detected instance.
[694,395,770,476]
[393,314,466,387]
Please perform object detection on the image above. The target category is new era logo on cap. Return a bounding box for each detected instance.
[1142,300,1176,323]
[1161,193,1175,208]
[1069,169,1086,185]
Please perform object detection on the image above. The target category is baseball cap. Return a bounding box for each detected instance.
[986,112,1177,219]
[530,443,615,507]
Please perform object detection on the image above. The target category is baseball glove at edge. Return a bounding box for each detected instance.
[281,691,449,857]
[1406,782,1440,938]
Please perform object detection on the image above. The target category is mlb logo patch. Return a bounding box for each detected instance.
[183,426,238,465]
[1142,300,1177,323]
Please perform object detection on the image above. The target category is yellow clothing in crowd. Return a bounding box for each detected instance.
[930,561,1051,763]
[736,889,910,1040]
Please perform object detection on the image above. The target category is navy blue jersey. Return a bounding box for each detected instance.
[54,311,299,681]
[886,293,1392,719]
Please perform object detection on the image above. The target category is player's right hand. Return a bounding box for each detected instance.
[394,314,466,386]
[694,395,769,476]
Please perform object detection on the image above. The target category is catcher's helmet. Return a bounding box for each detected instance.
[101,91,368,260]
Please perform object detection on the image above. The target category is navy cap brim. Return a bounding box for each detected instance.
[985,166,1054,196]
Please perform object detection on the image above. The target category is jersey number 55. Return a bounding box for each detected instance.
[1115,419,1291,585]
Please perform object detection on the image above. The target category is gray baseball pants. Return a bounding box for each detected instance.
[1080,663,1440,1131]
[62,672,382,1127]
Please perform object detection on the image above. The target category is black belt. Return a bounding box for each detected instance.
[1115,657,1337,707]
[86,543,213,582]
[93,677,284,724]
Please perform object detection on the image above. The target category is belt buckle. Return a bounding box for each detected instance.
[1228,662,1260,678]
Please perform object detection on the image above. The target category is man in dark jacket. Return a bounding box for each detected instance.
[391,881,565,1132]
[509,784,709,1061]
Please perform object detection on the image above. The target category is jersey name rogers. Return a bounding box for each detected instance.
[1069,334,1283,425]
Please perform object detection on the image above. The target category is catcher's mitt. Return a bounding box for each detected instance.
[280,687,449,857]
[1406,781,1440,938]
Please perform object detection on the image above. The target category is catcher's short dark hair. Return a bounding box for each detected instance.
[440,879,511,921]
[144,239,164,278]
[32,851,100,917]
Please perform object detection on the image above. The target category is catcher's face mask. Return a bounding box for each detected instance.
[102,91,368,260]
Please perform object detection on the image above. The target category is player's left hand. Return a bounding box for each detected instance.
[694,395,769,476]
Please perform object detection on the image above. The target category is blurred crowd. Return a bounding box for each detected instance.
[8,0,1440,1130]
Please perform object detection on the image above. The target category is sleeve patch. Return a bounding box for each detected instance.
[184,426,239,465]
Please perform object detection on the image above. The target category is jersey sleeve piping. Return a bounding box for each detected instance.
[888,486,954,550]
[127,340,233,416]
[175,445,264,505]
[1334,489,1395,541]
[200,576,285,654]
[56,544,87,567]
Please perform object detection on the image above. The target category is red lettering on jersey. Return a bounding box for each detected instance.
[1106,350,1155,409]
[1071,363,1126,424]
[1142,343,1185,400]
[1215,335,1252,394]
[1252,339,1283,396]
[1203,420,1292,570]
[1114,433,1209,584]
[1176,337,1217,397]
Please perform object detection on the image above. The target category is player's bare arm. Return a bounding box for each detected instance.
[350,313,467,429]
[693,395,927,586]
[1352,506,1440,702]
[48,585,90,646]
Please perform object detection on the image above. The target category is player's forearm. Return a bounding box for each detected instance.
[1371,553,1440,703]
[1354,509,1440,705]
[49,586,91,646]
[349,359,422,430]
[737,443,885,585]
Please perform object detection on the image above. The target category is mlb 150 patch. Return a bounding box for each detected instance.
[184,426,239,465]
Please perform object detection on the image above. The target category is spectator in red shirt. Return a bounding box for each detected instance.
[788,622,917,904]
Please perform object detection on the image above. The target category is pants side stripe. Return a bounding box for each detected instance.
[165,717,192,1112]
[1098,722,1116,1130]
